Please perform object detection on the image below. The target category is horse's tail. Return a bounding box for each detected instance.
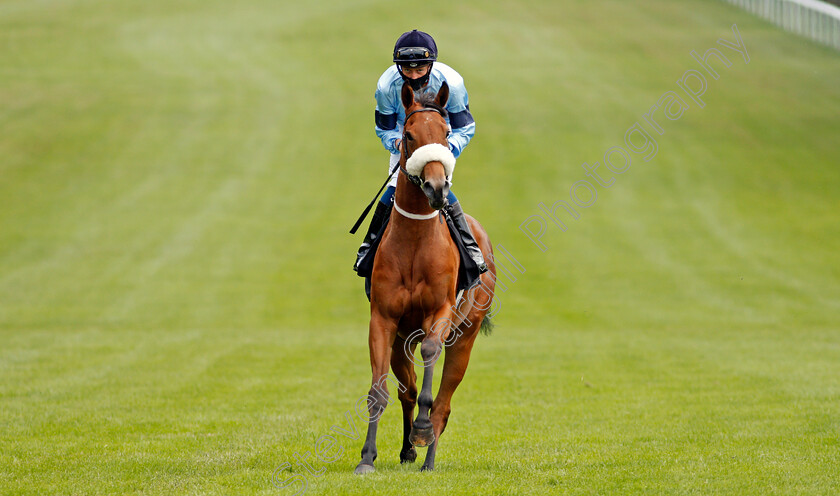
[479,314,494,336]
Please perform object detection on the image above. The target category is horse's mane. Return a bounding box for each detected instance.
[415,92,448,117]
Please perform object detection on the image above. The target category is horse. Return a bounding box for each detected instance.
[354,81,497,474]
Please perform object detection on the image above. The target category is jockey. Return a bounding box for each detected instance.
[353,29,488,274]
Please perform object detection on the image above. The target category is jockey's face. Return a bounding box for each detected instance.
[401,64,430,82]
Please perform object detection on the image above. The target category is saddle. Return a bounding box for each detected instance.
[355,205,483,301]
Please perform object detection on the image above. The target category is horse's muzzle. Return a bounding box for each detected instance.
[422,180,449,210]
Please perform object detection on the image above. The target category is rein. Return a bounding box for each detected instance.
[348,106,449,232]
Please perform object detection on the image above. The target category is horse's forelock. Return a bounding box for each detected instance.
[414,92,448,117]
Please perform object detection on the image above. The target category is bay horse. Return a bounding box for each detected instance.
[355,81,497,474]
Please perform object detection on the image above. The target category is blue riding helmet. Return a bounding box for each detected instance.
[393,29,437,90]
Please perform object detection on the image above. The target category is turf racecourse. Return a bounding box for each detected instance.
[1,0,839,494]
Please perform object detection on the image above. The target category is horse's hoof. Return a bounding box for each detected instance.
[354,463,375,475]
[400,447,417,463]
[409,425,435,447]
[420,463,434,472]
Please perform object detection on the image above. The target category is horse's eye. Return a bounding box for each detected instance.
[406,133,414,141]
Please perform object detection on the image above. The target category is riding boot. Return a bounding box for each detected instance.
[353,201,391,272]
[445,201,488,274]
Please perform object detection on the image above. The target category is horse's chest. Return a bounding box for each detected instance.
[378,277,452,320]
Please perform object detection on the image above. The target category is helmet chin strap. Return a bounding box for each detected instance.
[406,77,425,91]
[398,63,433,91]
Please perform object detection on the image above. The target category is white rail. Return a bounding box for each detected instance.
[723,0,840,50]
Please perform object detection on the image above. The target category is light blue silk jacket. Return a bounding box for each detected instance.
[374,62,475,159]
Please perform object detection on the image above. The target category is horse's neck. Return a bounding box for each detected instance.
[394,170,435,214]
[390,172,444,237]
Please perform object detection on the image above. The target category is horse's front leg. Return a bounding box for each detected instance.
[409,306,451,450]
[355,310,397,475]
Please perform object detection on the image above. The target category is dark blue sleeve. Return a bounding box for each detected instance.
[449,104,474,129]
[375,110,397,131]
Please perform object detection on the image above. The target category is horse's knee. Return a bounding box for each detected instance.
[420,339,441,364]
[367,386,389,417]
[430,405,453,436]
[432,403,452,422]
[441,407,452,427]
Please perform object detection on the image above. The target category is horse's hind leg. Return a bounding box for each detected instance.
[391,335,419,463]
[421,324,480,471]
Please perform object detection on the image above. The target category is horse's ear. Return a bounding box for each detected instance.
[401,82,415,110]
[435,81,450,108]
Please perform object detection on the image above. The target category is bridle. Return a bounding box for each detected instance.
[399,106,446,188]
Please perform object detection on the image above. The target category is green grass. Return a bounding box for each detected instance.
[1,0,839,494]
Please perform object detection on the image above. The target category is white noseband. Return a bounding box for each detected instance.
[405,143,456,179]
